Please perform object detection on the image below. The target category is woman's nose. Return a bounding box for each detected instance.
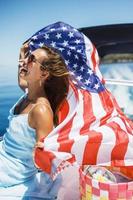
[19,58,28,68]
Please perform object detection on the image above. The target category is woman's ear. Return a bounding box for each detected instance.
[41,70,49,81]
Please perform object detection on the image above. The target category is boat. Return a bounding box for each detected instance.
[80,23,133,119]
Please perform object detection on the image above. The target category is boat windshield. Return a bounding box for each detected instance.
[100,54,133,120]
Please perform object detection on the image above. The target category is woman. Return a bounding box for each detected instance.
[0,41,75,199]
[1,21,133,199]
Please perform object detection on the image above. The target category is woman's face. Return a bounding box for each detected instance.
[24,48,49,85]
[18,42,29,90]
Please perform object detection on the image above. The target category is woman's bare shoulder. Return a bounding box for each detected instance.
[29,98,54,139]
[32,98,53,118]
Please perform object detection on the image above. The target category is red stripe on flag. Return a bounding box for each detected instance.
[57,114,75,152]
[58,139,74,152]
[91,45,97,71]
[58,99,70,124]
[120,116,133,136]
[99,90,114,114]
[35,148,55,174]
[80,89,96,134]
[82,130,102,165]
[106,121,129,166]
[109,91,133,132]
[98,90,115,125]
[58,83,79,153]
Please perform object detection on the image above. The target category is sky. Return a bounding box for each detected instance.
[0,0,133,85]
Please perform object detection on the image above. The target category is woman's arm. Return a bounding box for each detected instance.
[30,103,54,142]
[30,103,54,168]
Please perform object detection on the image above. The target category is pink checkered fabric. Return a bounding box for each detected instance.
[79,167,133,200]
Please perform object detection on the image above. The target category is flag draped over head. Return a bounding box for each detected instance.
[28,21,105,93]
[27,22,133,177]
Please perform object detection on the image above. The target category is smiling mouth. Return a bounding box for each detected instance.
[19,68,28,77]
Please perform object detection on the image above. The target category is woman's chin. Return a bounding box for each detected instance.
[19,72,26,78]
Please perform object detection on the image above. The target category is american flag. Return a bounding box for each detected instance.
[29,21,105,93]
[27,22,133,176]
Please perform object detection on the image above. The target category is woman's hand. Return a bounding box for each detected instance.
[33,142,44,170]
[35,141,44,149]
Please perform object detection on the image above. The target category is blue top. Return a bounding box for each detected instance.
[0,93,38,187]
[0,94,79,200]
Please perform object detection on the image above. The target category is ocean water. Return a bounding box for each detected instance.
[0,85,23,136]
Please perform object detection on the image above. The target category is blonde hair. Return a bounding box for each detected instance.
[40,46,69,126]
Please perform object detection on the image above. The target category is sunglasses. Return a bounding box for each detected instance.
[19,53,48,70]
[27,54,48,70]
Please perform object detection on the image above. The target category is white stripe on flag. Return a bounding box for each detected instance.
[69,90,84,139]
[94,125,116,164]
[95,67,103,81]
[44,134,59,151]
[69,90,89,164]
[90,93,106,130]
[83,35,94,70]
[66,86,77,116]
[91,93,106,117]
[108,116,127,132]
[71,135,89,164]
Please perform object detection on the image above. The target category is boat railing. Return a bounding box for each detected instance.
[105,79,133,87]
